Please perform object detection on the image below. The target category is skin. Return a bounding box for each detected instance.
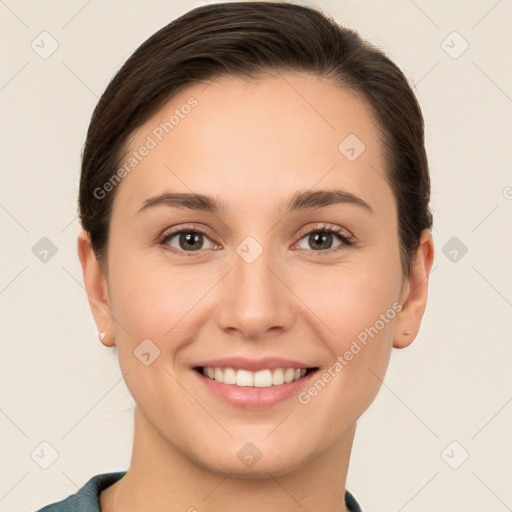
[78,72,434,512]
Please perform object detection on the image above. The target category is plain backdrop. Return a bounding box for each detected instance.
[1,1,511,511]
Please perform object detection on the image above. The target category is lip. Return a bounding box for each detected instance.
[191,356,317,372]
[191,366,320,410]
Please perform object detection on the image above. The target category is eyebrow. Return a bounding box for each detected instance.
[136,189,374,216]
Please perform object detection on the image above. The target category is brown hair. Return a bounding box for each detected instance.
[79,1,433,276]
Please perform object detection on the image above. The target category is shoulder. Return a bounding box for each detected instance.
[34,472,360,512]
[34,471,126,512]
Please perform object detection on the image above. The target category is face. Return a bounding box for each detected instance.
[88,72,414,477]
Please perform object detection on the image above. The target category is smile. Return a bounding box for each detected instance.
[196,366,317,388]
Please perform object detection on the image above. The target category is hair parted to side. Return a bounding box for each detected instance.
[78,1,433,277]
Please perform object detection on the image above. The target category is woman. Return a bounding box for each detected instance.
[36,1,434,511]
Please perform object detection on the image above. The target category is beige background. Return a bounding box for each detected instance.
[1,1,511,511]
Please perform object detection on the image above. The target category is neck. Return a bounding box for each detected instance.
[102,405,355,512]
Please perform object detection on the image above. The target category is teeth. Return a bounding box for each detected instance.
[284,368,295,383]
[237,369,254,387]
[223,367,237,384]
[201,367,310,387]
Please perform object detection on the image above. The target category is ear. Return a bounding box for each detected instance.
[77,228,115,347]
[394,229,435,348]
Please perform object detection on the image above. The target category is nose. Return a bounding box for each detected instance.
[216,245,296,340]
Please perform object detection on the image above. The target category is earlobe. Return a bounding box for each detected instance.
[393,229,435,349]
[77,228,115,347]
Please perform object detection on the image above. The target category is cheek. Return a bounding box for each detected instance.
[294,277,396,428]
[292,254,400,406]
[295,251,400,342]
[107,250,203,353]
[106,256,200,408]
[106,251,229,399]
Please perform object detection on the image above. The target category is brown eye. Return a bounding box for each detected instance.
[296,225,353,253]
[160,228,216,254]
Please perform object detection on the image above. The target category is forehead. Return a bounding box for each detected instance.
[111,72,394,220]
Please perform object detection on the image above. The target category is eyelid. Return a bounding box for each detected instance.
[294,222,353,242]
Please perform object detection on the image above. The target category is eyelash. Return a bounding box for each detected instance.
[158,223,355,257]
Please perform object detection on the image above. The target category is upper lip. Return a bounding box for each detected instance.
[192,357,318,372]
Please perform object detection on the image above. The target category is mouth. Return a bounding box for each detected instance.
[193,366,319,388]
[190,356,321,409]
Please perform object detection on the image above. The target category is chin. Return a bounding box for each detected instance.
[195,446,310,479]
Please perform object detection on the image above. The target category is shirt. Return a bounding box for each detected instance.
[35,471,363,511]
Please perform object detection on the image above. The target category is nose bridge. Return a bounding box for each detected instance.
[216,236,294,337]
[236,239,277,298]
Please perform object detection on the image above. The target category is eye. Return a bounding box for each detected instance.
[295,224,354,253]
[159,226,217,256]
[159,223,354,257]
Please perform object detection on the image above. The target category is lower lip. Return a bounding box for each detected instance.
[192,368,319,409]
